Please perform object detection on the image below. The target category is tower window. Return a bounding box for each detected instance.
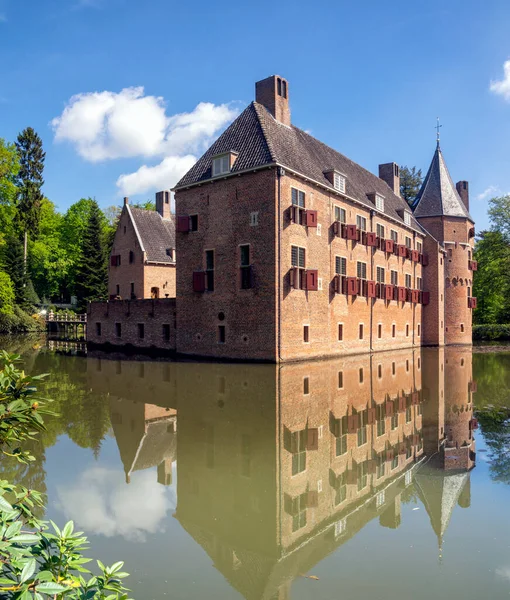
[338,371,344,389]
[218,325,226,343]
[303,325,310,343]
[378,324,382,338]
[303,377,310,395]
[392,324,396,338]
[338,323,343,341]
[359,324,364,340]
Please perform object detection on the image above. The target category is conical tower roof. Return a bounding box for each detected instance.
[413,144,473,222]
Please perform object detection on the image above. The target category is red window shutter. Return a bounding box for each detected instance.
[305,269,318,291]
[472,261,478,271]
[110,255,116,266]
[385,400,394,416]
[367,407,376,424]
[422,291,430,305]
[176,216,190,232]
[306,210,318,227]
[346,225,357,240]
[386,448,395,461]
[347,414,358,433]
[385,284,394,301]
[421,253,429,266]
[412,250,420,262]
[470,418,479,430]
[307,428,319,450]
[412,392,419,405]
[472,297,477,309]
[385,239,394,253]
[341,223,348,239]
[334,274,342,294]
[367,232,377,247]
[398,396,406,412]
[397,287,406,302]
[406,288,413,302]
[307,490,319,507]
[346,277,357,296]
[192,271,206,292]
[398,245,407,258]
[367,281,377,298]
[412,290,419,304]
[412,434,420,446]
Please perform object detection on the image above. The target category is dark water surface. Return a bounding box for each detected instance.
[2,336,510,600]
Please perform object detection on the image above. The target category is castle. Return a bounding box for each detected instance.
[88,75,476,362]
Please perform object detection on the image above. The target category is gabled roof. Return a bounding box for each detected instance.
[413,144,473,222]
[127,206,175,264]
[174,102,422,232]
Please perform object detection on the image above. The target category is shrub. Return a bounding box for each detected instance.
[472,324,510,341]
[0,307,43,334]
[0,352,132,599]
[0,271,15,315]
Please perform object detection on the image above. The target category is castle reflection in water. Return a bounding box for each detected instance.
[89,347,476,600]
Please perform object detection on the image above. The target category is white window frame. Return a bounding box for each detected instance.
[336,256,347,276]
[404,211,412,226]
[334,173,346,193]
[376,223,385,239]
[357,261,367,280]
[376,266,385,283]
[356,215,367,231]
[375,194,385,212]
[391,270,398,286]
[212,154,230,176]
[334,206,346,223]
[250,211,259,226]
[390,229,398,243]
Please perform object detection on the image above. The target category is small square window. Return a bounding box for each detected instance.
[190,215,198,232]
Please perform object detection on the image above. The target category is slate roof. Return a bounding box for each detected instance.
[174,102,422,232]
[413,144,473,222]
[128,206,175,263]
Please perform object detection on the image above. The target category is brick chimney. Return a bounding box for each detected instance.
[123,197,129,206]
[255,75,291,126]
[379,163,400,196]
[156,190,171,219]
[456,181,469,211]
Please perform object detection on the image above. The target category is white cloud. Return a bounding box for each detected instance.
[116,155,196,196]
[51,87,237,163]
[496,566,510,582]
[476,185,500,201]
[490,60,510,101]
[56,466,175,542]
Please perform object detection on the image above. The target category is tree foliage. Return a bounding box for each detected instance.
[399,165,423,207]
[1,236,30,309]
[0,352,132,599]
[0,272,15,315]
[15,128,45,239]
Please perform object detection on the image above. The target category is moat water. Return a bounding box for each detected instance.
[2,335,510,600]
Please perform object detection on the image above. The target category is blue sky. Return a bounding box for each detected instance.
[1,0,510,230]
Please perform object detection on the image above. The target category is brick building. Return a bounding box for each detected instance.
[92,75,476,362]
[108,191,176,300]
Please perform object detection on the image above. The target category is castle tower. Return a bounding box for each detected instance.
[413,142,475,345]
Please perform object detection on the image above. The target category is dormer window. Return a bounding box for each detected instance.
[375,194,384,212]
[212,154,230,176]
[166,248,175,261]
[334,173,346,193]
[404,211,412,226]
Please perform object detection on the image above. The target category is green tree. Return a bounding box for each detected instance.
[0,271,15,314]
[488,195,510,240]
[0,139,20,244]
[399,165,423,207]
[1,235,30,308]
[14,128,45,240]
[75,200,108,308]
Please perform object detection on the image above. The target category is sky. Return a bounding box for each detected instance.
[1,0,510,230]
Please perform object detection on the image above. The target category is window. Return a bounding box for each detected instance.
[292,492,307,532]
[377,456,386,479]
[390,229,398,242]
[130,282,135,299]
[377,404,385,437]
[338,371,344,388]
[335,256,347,275]
[250,211,259,226]
[303,377,310,395]
[357,461,368,490]
[335,518,347,536]
[404,211,412,226]
[405,236,412,249]
[391,413,398,430]
[376,267,385,283]
[212,154,230,176]
[96,323,101,336]
[378,364,382,378]
[416,241,422,253]
[291,188,306,224]
[392,362,396,375]
[115,323,121,337]
[240,245,252,289]
[406,324,409,337]
[291,245,306,268]
[303,325,309,343]
[338,323,343,341]
[356,215,367,231]
[357,261,367,280]
[375,195,384,212]
[334,173,346,192]
[391,270,398,286]
[468,249,472,260]
[406,406,412,423]
[378,324,382,339]
[376,223,385,238]
[405,274,412,288]
[359,323,364,340]
[392,324,396,337]
[406,359,409,371]
[291,430,307,476]
[392,454,399,470]
[123,226,126,234]
[166,248,174,260]
[190,214,198,231]
[277,77,287,98]
[205,250,215,291]
[461,323,465,333]
[218,325,226,343]
[358,367,365,384]
[129,250,134,264]
[137,323,144,339]
[162,324,170,341]
[335,418,347,457]
[418,324,421,337]
[334,206,346,223]
[416,277,422,290]
[357,411,367,446]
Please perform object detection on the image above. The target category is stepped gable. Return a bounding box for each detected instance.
[128,206,175,263]
[413,144,473,221]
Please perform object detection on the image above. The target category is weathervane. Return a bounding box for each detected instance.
[436,117,442,146]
